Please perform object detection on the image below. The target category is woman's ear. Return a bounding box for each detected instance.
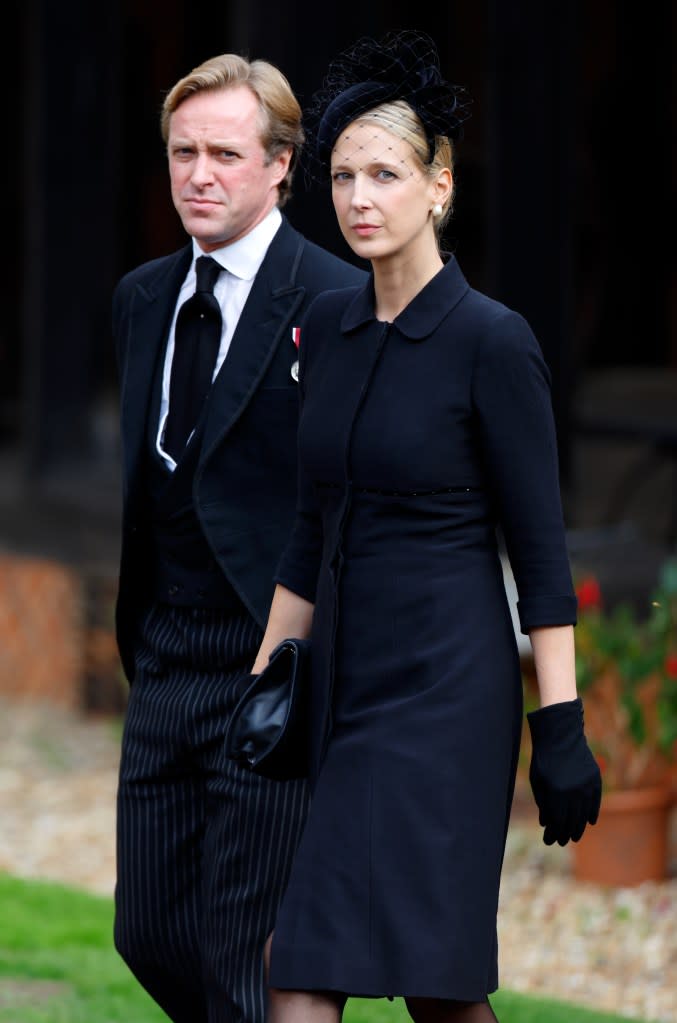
[432,167,453,209]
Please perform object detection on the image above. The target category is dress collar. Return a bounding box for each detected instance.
[340,255,470,340]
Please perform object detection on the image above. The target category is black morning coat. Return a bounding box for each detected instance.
[112,215,366,681]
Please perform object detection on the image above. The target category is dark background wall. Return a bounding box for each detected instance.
[3,0,676,541]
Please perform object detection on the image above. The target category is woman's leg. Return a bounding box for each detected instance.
[405,996,499,1023]
[267,989,346,1023]
[264,933,347,1023]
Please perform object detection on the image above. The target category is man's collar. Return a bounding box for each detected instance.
[192,207,282,281]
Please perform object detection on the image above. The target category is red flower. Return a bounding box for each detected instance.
[576,576,602,611]
[664,653,677,679]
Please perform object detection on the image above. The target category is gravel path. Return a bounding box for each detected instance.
[0,698,675,1022]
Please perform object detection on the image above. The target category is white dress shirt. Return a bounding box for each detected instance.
[157,206,283,469]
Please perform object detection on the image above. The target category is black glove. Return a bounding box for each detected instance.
[527,697,602,846]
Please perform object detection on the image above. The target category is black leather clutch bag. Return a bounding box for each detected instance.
[225,637,311,781]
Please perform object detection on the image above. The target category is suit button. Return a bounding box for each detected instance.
[168,584,179,596]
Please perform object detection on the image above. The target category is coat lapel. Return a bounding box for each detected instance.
[201,221,305,458]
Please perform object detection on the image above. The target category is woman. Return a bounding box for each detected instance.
[250,30,601,1023]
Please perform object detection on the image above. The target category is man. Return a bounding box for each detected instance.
[112,52,366,1023]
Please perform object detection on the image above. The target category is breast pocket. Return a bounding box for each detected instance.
[239,387,300,465]
[251,386,299,424]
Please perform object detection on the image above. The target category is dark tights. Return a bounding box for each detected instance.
[405,996,499,1023]
[267,991,499,1023]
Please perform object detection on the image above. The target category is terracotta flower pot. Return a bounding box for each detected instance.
[571,785,673,886]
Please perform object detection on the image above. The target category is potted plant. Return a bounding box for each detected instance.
[569,558,677,885]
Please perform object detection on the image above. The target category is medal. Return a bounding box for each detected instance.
[291,326,301,382]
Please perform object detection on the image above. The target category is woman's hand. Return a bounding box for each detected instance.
[526,625,602,845]
[250,585,314,674]
[527,697,602,845]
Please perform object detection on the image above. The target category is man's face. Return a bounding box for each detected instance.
[167,85,291,252]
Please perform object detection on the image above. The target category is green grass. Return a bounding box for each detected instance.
[0,874,165,1023]
[0,873,654,1023]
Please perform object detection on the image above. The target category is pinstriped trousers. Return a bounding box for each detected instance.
[114,603,310,1023]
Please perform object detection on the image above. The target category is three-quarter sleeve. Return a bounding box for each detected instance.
[471,309,577,632]
[274,457,322,602]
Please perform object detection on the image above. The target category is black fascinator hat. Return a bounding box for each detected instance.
[304,29,472,182]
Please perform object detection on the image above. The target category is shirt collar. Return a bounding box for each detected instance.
[341,255,470,340]
[191,206,282,281]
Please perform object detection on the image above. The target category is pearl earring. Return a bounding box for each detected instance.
[432,203,443,217]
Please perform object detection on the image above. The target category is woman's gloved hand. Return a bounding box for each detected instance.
[527,697,602,846]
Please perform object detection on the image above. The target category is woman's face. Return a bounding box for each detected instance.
[330,119,442,262]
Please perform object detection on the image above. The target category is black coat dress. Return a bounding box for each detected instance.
[271,257,577,1000]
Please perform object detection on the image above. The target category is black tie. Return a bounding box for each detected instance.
[164,255,223,460]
